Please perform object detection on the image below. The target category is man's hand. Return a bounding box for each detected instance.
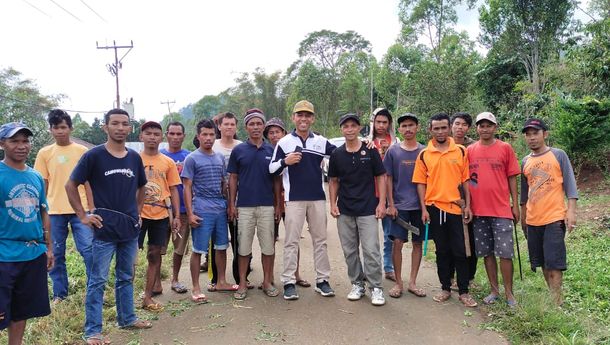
[189,214,202,227]
[274,206,282,224]
[330,204,340,218]
[512,204,520,224]
[375,203,386,219]
[284,152,302,165]
[386,205,398,219]
[228,205,238,222]
[565,209,577,233]
[421,209,430,224]
[46,249,55,271]
[172,217,181,235]
[463,206,472,224]
[80,213,103,229]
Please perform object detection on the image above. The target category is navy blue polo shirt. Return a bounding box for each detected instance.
[227,139,275,207]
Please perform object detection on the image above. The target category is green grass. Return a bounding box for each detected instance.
[0,237,170,344]
[468,193,610,344]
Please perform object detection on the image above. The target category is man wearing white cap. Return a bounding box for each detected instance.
[467,112,520,307]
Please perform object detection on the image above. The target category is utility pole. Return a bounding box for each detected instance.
[96,40,134,110]
[161,100,176,122]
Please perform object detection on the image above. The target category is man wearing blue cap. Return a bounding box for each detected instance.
[0,122,53,345]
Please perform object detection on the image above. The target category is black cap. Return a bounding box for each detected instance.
[397,113,418,125]
[338,113,361,126]
[522,118,548,133]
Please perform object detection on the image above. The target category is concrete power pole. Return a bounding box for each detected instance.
[96,40,134,110]
[161,100,176,121]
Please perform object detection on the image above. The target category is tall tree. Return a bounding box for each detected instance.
[479,0,575,94]
[298,30,371,70]
[399,0,475,62]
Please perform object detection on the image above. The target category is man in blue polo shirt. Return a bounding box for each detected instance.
[228,109,279,300]
[269,100,337,300]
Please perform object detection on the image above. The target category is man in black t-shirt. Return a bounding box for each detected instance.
[328,114,387,306]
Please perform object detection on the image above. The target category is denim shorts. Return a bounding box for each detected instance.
[0,253,51,330]
[388,209,424,242]
[191,212,229,254]
[526,221,567,271]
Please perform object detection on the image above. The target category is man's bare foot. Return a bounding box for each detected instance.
[215,282,239,291]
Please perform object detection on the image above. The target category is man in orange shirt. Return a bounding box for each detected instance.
[138,121,181,311]
[413,113,477,307]
[520,118,578,305]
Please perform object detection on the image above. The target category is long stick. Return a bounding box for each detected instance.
[514,221,523,280]
[423,222,429,256]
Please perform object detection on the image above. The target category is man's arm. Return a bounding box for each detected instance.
[43,179,49,197]
[228,173,238,221]
[183,178,201,227]
[416,183,429,224]
[169,185,181,231]
[273,176,283,223]
[462,181,472,223]
[386,175,397,218]
[66,179,102,228]
[328,177,340,218]
[375,174,386,219]
[136,186,145,219]
[40,207,54,270]
[508,175,520,223]
[84,182,95,210]
[566,198,577,232]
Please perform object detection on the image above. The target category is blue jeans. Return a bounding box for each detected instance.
[49,214,93,299]
[84,238,138,337]
[381,217,394,273]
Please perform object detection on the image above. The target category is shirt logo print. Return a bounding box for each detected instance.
[4,183,41,223]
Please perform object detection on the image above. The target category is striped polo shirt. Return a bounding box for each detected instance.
[269,130,336,201]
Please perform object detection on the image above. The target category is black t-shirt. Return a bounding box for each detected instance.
[71,145,147,242]
[328,142,386,216]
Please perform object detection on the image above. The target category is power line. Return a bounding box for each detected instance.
[79,0,106,22]
[48,0,82,22]
[22,0,51,18]
[0,94,105,114]
[96,40,134,109]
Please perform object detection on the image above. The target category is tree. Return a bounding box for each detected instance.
[298,30,371,70]
[192,95,222,120]
[376,43,425,111]
[399,0,475,62]
[479,0,575,94]
[71,113,92,140]
[0,67,58,165]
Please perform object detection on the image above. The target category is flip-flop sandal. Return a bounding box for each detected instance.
[207,283,217,292]
[407,288,427,297]
[483,294,500,305]
[295,279,311,287]
[459,294,478,308]
[246,281,255,290]
[141,302,164,312]
[233,289,247,300]
[262,286,280,297]
[191,293,208,304]
[215,284,239,292]
[389,286,403,298]
[507,299,518,308]
[82,334,111,345]
[121,319,153,330]
[171,282,188,294]
[433,291,451,303]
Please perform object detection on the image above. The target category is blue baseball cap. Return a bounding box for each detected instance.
[0,122,33,139]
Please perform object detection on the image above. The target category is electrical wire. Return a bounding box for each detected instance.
[0,94,105,114]
[22,0,52,18]
[79,0,107,22]
[48,0,82,22]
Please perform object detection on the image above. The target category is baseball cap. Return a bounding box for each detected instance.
[0,122,33,139]
[475,112,497,125]
[397,113,418,125]
[140,121,162,132]
[522,118,548,132]
[293,100,315,114]
[264,117,286,138]
[338,113,361,126]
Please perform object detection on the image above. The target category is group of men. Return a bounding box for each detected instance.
[0,99,577,345]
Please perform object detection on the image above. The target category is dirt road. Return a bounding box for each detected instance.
[115,214,507,345]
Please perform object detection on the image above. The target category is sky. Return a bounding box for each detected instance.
[2,0,587,124]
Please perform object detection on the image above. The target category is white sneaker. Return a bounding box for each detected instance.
[371,288,385,306]
[347,284,365,301]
